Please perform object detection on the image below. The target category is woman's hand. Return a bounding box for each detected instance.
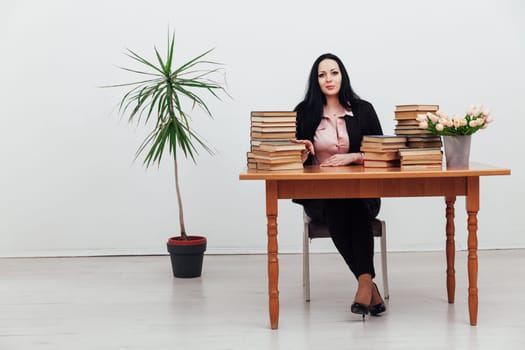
[290,139,315,162]
[321,153,363,167]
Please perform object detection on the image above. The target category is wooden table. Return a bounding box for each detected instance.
[239,162,510,329]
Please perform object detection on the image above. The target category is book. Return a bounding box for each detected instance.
[253,156,303,164]
[401,159,443,165]
[362,135,407,144]
[405,135,441,141]
[251,139,294,147]
[251,138,291,143]
[251,111,297,123]
[398,147,442,156]
[395,119,420,126]
[251,121,296,127]
[257,142,305,152]
[364,159,400,168]
[407,141,443,148]
[395,104,439,112]
[360,142,407,151]
[395,129,435,136]
[250,126,296,133]
[394,110,434,120]
[257,162,304,171]
[251,116,297,122]
[251,111,297,117]
[251,149,302,158]
[394,124,424,130]
[401,152,443,160]
[363,151,400,161]
[251,131,296,139]
[401,163,443,170]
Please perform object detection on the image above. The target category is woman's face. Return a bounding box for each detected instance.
[317,59,342,96]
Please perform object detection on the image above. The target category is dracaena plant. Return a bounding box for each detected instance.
[104,32,227,240]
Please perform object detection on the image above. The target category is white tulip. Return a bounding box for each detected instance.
[416,114,427,122]
[429,114,439,123]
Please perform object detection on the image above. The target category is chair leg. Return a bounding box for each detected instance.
[303,221,311,302]
[380,220,390,300]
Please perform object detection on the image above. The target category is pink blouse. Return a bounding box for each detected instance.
[313,111,353,165]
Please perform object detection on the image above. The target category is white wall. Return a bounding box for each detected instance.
[1,0,523,257]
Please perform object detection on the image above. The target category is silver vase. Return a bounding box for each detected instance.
[443,135,471,168]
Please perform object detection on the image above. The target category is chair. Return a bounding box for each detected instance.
[302,211,390,302]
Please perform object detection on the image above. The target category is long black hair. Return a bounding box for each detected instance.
[295,53,360,121]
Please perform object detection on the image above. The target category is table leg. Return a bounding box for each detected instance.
[266,181,279,329]
[445,196,456,304]
[466,177,480,326]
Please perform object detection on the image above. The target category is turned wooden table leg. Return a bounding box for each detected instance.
[445,196,456,304]
[266,181,279,329]
[466,177,480,326]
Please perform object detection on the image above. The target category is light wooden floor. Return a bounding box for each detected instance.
[1,250,525,349]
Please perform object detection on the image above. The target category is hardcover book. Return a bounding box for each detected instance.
[395,104,439,112]
[362,135,408,144]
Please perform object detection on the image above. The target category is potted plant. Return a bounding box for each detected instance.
[106,32,227,277]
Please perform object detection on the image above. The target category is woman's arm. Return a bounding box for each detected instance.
[290,139,315,163]
[294,107,318,164]
[320,152,364,166]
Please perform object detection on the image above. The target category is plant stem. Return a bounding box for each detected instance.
[173,154,187,240]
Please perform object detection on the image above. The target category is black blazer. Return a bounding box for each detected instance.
[296,99,383,165]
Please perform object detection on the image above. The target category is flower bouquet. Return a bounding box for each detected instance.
[416,105,493,167]
[416,105,493,136]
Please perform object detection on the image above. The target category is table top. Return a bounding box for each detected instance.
[239,162,511,180]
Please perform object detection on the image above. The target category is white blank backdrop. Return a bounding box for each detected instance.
[1,0,523,257]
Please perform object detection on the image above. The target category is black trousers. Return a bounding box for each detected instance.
[302,198,378,279]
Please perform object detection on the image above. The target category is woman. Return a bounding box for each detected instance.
[292,53,386,318]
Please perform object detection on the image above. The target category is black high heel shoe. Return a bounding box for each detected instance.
[351,280,371,319]
[351,302,370,319]
[369,283,386,316]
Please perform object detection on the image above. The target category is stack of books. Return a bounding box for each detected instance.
[247,111,304,170]
[394,104,442,148]
[398,147,443,170]
[360,135,407,168]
